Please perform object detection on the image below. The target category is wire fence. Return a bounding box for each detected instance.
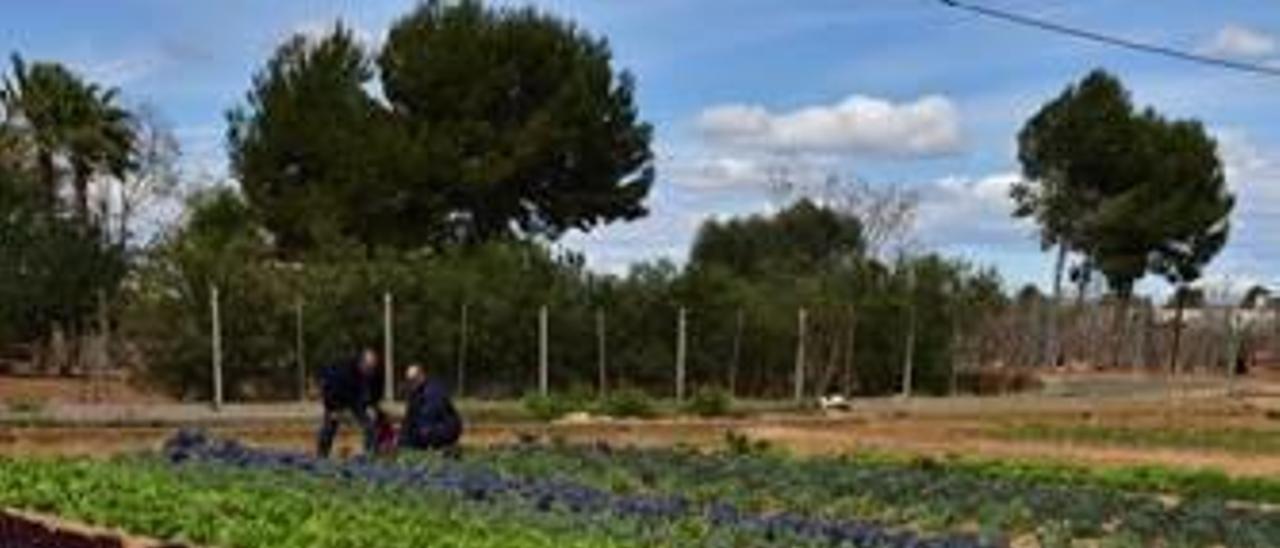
[10,267,1280,408]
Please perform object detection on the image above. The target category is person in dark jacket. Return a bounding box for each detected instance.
[316,347,383,458]
[398,364,463,451]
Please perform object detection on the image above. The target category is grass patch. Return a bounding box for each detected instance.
[995,422,1280,456]
[844,447,1280,504]
[4,396,46,415]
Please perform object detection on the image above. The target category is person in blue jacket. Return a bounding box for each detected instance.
[399,364,463,451]
[316,347,384,458]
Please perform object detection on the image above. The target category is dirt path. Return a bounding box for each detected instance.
[7,372,1280,477]
[8,412,1280,479]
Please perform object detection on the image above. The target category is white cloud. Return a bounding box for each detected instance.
[915,172,1033,249]
[662,153,836,191]
[695,94,962,158]
[1200,24,1277,59]
[1216,129,1280,252]
[79,52,169,87]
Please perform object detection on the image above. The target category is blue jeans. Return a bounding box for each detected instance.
[317,405,375,458]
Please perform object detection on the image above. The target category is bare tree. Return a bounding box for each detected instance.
[829,175,920,262]
[111,103,180,249]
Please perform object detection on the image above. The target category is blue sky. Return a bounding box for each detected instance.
[6,0,1280,295]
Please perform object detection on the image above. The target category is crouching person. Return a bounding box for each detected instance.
[399,364,463,451]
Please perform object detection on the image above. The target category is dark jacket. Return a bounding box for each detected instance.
[319,356,383,410]
[399,379,462,448]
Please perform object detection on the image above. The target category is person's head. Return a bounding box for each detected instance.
[405,364,427,388]
[359,347,380,374]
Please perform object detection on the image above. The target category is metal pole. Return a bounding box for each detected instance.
[730,308,743,398]
[794,307,807,402]
[596,308,607,398]
[539,305,549,396]
[676,307,687,402]
[457,302,469,397]
[211,285,223,411]
[844,305,857,396]
[902,266,917,399]
[296,299,306,402]
[95,288,109,402]
[384,292,394,403]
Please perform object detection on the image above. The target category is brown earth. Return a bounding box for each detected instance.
[0,509,189,548]
[5,371,1280,479]
[0,376,171,406]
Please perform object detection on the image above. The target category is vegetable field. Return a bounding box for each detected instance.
[3,430,1280,547]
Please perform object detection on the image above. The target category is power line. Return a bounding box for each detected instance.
[936,0,1280,77]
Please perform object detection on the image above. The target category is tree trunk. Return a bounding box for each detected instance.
[843,306,857,395]
[1046,244,1066,367]
[1111,294,1131,369]
[37,150,56,212]
[73,163,91,229]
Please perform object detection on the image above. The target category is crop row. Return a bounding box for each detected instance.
[407,438,1280,546]
[162,429,992,548]
[0,458,633,547]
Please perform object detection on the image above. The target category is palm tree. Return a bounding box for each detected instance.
[2,54,79,212]
[69,85,135,233]
[2,54,135,227]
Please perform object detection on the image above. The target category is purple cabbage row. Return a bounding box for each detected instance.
[163,430,999,548]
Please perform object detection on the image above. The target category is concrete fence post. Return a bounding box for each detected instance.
[211,285,223,411]
[676,307,687,402]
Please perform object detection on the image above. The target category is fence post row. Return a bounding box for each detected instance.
[211,285,223,411]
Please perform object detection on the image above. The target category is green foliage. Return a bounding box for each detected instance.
[723,430,773,456]
[4,396,46,415]
[0,55,137,352]
[0,159,125,347]
[0,458,641,547]
[1015,69,1233,298]
[3,53,135,226]
[120,193,1007,401]
[229,1,653,255]
[597,387,656,418]
[521,392,576,422]
[997,423,1280,456]
[690,199,863,278]
[412,442,1280,545]
[684,386,733,417]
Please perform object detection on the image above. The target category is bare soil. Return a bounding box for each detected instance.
[0,376,171,406]
[0,509,188,548]
[5,371,1280,479]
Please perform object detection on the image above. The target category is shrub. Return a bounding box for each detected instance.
[723,430,772,456]
[597,387,656,418]
[6,396,46,415]
[684,386,732,417]
[521,392,577,421]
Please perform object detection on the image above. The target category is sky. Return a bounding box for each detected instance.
[5,0,1280,296]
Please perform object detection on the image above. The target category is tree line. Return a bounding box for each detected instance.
[1,0,1238,400]
[123,188,1008,400]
